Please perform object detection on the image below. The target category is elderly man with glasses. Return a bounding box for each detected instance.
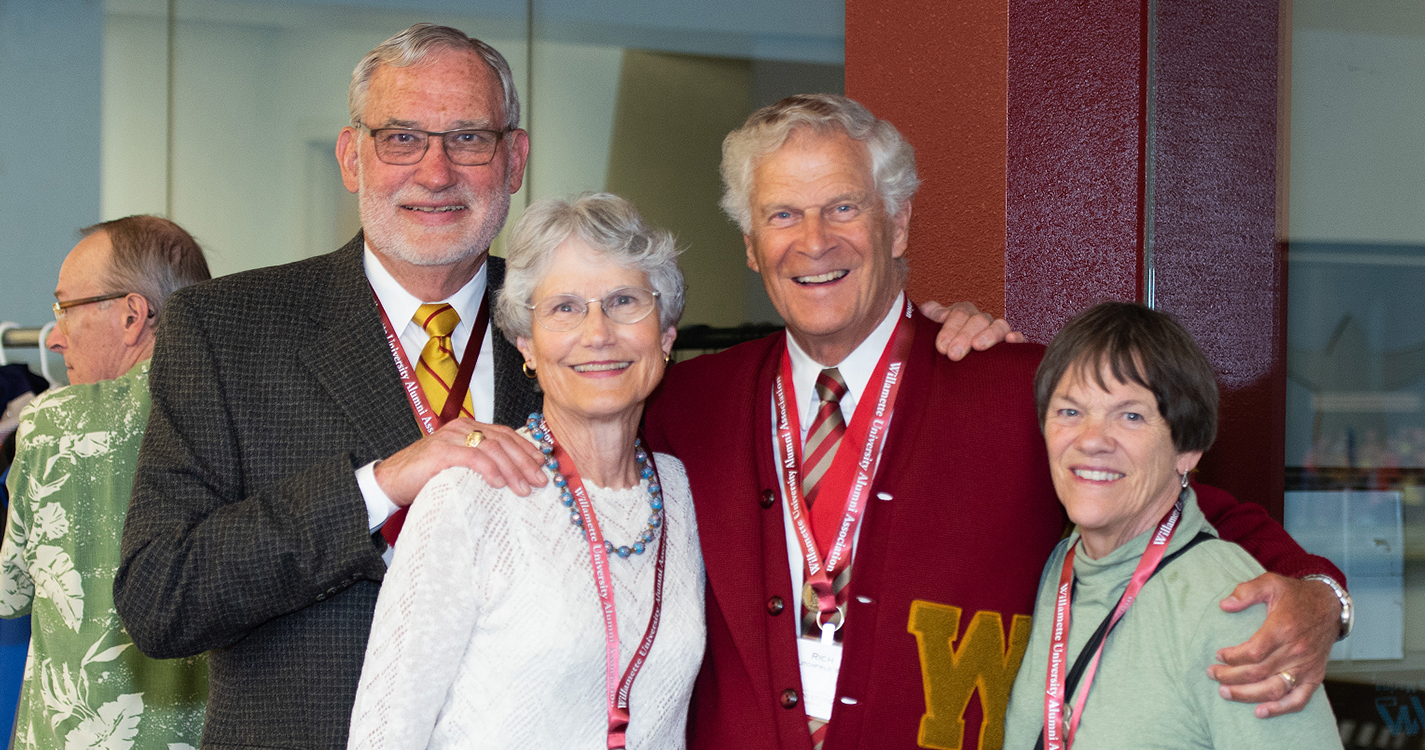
[0,215,210,750]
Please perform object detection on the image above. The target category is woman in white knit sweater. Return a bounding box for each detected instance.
[348,193,704,750]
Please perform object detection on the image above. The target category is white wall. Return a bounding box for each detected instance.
[1290,6,1425,243]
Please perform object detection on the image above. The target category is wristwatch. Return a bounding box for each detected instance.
[1303,574,1353,641]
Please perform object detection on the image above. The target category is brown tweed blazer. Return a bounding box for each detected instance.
[115,234,540,749]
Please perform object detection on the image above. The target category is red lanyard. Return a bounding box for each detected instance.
[772,297,915,627]
[372,287,490,434]
[1043,498,1184,750]
[548,436,667,750]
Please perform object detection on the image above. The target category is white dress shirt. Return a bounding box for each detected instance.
[355,246,497,536]
[777,291,906,639]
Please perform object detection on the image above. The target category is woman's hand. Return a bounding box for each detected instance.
[373,418,548,506]
[1208,572,1342,717]
[919,300,1025,360]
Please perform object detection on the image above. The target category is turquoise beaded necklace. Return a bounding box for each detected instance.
[527,412,664,558]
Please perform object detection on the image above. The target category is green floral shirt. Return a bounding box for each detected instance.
[0,360,206,749]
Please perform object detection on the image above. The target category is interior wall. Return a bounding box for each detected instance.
[604,50,753,328]
[0,0,103,350]
[848,0,1288,515]
[845,0,1008,319]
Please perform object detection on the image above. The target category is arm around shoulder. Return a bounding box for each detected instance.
[1189,567,1344,750]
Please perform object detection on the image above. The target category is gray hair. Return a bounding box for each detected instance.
[81,215,211,322]
[719,94,921,234]
[495,193,685,343]
[348,23,520,130]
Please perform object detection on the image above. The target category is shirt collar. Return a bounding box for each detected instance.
[785,290,907,418]
[363,243,487,328]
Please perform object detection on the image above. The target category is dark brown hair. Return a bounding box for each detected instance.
[81,215,210,321]
[1034,301,1218,453]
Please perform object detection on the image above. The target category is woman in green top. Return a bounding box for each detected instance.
[1002,302,1342,750]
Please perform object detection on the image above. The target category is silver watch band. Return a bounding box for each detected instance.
[1303,574,1353,641]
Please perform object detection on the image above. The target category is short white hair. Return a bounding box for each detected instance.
[719,94,921,233]
[348,23,520,130]
[495,193,685,343]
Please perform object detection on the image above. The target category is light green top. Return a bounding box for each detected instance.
[1003,489,1342,749]
[0,361,207,750]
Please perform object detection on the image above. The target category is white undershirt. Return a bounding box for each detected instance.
[355,245,497,538]
[777,291,905,641]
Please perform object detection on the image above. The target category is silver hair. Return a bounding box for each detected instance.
[495,193,685,344]
[719,93,921,233]
[348,23,520,130]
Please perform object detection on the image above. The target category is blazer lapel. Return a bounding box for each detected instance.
[298,234,421,460]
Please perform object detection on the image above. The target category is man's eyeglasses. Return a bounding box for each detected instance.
[528,287,661,332]
[359,122,510,167]
[52,292,150,329]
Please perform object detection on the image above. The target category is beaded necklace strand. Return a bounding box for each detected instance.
[527,412,664,558]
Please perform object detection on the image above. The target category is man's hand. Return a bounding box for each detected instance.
[1209,572,1341,718]
[373,418,547,506]
[919,301,1025,361]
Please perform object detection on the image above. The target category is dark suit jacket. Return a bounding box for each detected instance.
[643,308,1342,750]
[115,234,540,749]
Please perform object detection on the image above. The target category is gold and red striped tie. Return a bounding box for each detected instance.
[413,303,473,419]
[801,367,848,748]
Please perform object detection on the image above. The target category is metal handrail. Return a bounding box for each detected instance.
[0,324,57,384]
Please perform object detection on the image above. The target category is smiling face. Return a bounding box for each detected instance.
[337,48,529,270]
[743,128,910,366]
[516,238,676,429]
[1044,360,1203,559]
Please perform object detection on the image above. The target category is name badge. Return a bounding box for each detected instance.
[796,626,843,721]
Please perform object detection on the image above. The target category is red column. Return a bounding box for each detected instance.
[847,0,1287,516]
[846,0,1008,318]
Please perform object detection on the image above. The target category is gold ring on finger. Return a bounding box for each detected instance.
[1277,671,1296,690]
[465,430,485,448]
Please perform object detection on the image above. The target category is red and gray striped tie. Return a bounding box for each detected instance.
[802,367,847,748]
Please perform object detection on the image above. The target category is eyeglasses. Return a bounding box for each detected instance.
[529,287,661,332]
[359,122,510,166]
[52,292,149,330]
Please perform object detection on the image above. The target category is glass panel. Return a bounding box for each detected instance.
[92,0,844,330]
[1287,0,1425,738]
[527,0,844,327]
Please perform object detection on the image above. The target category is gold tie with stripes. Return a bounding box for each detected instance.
[413,303,473,420]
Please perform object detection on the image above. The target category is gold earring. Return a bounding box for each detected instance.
[522,362,537,379]
[664,352,671,364]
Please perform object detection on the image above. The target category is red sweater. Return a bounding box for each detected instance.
[644,309,1341,750]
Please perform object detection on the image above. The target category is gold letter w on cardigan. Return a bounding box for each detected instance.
[907,601,1032,750]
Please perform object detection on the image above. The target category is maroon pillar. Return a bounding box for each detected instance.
[848,0,1287,516]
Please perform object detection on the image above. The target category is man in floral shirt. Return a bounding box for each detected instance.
[0,216,210,749]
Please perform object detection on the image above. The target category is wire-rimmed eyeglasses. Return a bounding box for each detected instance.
[52,292,149,331]
[358,122,510,166]
[528,287,661,332]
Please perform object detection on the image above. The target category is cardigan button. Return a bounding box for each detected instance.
[780,688,800,709]
[766,596,785,616]
[759,489,776,509]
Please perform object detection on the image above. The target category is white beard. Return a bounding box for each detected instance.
[357,156,512,267]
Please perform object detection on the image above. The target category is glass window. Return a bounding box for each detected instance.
[3,0,843,383]
[1286,0,1425,741]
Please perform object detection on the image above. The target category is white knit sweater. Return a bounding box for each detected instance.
[348,452,705,750]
